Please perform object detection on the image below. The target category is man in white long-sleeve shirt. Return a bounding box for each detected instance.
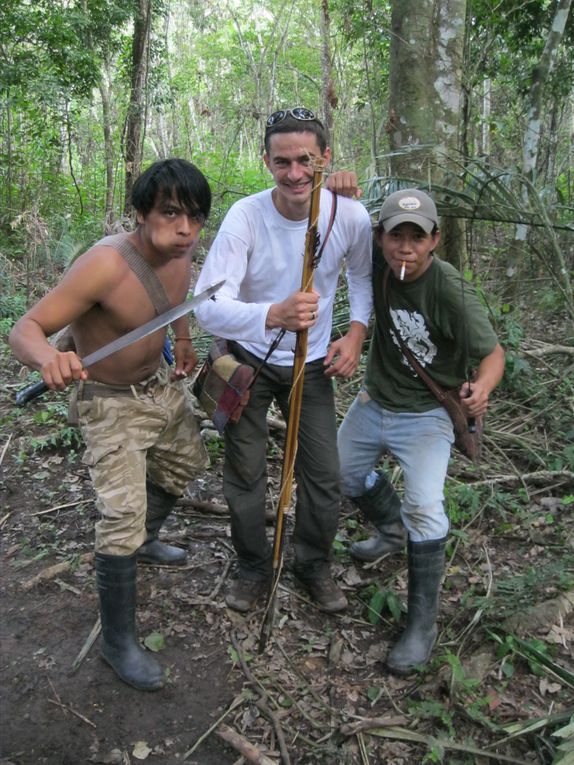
[194,108,373,613]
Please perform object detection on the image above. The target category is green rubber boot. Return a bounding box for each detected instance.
[136,481,186,566]
[387,537,446,675]
[96,553,165,691]
[350,472,406,561]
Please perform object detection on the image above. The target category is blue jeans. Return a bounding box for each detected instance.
[337,389,454,541]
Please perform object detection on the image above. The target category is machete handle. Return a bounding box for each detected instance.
[15,380,49,407]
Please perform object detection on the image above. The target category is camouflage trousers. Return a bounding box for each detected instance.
[77,363,209,555]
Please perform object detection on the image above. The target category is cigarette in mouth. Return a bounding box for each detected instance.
[400,261,406,281]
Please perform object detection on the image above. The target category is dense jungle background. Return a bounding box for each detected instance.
[1,1,574,763]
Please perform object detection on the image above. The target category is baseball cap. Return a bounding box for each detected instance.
[378,189,438,234]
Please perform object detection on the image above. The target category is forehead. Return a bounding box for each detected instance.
[266,130,323,158]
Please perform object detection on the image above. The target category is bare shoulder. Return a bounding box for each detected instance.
[61,245,130,299]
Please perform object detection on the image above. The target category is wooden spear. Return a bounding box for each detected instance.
[258,158,326,653]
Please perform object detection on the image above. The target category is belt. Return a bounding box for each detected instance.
[79,381,140,401]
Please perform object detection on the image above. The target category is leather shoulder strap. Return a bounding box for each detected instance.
[98,234,171,315]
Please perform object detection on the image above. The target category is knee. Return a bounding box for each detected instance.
[401,502,449,541]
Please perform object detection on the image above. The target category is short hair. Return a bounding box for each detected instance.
[131,158,211,221]
[264,114,327,154]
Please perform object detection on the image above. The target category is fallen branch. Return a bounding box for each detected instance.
[182,692,247,760]
[340,716,409,737]
[231,631,291,765]
[0,512,12,530]
[0,433,12,466]
[31,499,93,517]
[216,725,277,765]
[460,470,574,488]
[47,698,96,728]
[522,344,574,357]
[21,552,93,591]
[178,497,276,524]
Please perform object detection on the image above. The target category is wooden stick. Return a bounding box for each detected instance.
[70,617,101,673]
[31,499,93,517]
[182,692,247,760]
[21,552,93,591]
[0,433,12,467]
[178,498,276,524]
[259,159,326,653]
[216,725,277,765]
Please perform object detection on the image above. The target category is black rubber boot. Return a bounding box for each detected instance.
[136,480,186,566]
[386,537,447,675]
[96,553,165,691]
[349,473,407,561]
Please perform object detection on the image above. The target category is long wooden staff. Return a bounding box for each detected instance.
[258,158,326,653]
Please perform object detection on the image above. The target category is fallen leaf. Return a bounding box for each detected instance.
[132,741,152,760]
[539,678,562,695]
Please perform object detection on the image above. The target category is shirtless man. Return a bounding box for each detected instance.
[9,158,211,691]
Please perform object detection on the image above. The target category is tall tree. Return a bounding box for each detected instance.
[387,0,467,264]
[123,0,153,217]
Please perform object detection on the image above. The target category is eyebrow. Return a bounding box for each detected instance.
[272,152,316,162]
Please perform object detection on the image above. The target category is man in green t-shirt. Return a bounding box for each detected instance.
[337,188,505,675]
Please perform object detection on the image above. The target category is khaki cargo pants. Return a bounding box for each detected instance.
[77,363,209,555]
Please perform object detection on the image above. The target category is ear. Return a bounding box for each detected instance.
[136,210,145,225]
[431,230,441,249]
[322,146,332,165]
[263,153,271,173]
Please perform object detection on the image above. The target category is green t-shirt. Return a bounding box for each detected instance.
[364,252,499,413]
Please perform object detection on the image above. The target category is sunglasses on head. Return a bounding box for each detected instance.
[265,107,323,128]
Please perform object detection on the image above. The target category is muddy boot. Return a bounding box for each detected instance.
[136,481,186,566]
[350,473,406,562]
[96,553,165,691]
[386,537,446,675]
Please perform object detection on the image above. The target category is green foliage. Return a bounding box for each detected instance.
[361,583,402,625]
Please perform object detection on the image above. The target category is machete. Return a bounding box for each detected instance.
[15,279,225,407]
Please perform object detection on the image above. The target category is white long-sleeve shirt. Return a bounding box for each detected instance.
[194,188,373,366]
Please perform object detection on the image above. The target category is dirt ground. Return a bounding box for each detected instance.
[1,341,573,765]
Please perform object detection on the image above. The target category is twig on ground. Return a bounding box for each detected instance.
[178,497,276,524]
[47,698,97,728]
[31,499,93,517]
[21,552,93,591]
[0,433,12,466]
[231,631,291,765]
[0,512,12,529]
[70,617,101,674]
[340,716,409,737]
[216,724,277,765]
[207,557,233,600]
[463,470,574,487]
[182,692,247,760]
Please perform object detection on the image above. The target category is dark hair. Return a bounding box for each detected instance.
[131,158,211,221]
[264,115,327,154]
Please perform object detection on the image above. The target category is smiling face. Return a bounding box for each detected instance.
[264,131,331,220]
[378,222,441,282]
[136,196,204,261]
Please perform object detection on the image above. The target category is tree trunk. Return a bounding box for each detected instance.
[320,0,334,148]
[123,0,153,218]
[388,0,467,266]
[99,72,115,232]
[509,0,572,282]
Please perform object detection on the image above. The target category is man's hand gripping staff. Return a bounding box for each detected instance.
[258,158,326,653]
